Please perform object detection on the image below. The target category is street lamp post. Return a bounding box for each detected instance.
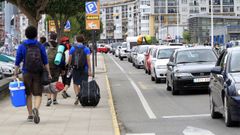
[176,0,179,43]
[211,0,214,47]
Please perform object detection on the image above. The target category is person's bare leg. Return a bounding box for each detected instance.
[34,96,42,109]
[63,85,69,92]
[73,84,80,95]
[27,95,33,116]
[74,84,80,105]
[53,93,57,100]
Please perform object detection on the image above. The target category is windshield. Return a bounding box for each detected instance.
[230,51,240,72]
[122,43,127,48]
[138,46,148,54]
[176,49,217,64]
[157,49,176,59]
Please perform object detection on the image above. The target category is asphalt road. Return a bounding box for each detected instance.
[105,54,240,135]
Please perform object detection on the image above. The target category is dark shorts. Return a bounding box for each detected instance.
[72,69,88,86]
[61,72,72,86]
[23,73,43,96]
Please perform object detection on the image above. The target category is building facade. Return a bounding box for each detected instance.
[100,0,240,43]
[189,15,240,44]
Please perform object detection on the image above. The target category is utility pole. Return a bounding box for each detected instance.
[211,0,214,48]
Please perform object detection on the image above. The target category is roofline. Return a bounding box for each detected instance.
[101,0,136,7]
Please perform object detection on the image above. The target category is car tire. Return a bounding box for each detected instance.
[136,65,140,69]
[224,95,235,127]
[120,57,123,61]
[166,81,171,91]
[151,75,155,81]
[210,93,222,119]
[172,83,179,95]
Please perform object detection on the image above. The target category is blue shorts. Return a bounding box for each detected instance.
[72,69,88,85]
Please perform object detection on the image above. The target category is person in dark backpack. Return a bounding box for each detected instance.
[68,34,92,105]
[46,32,63,106]
[14,26,52,124]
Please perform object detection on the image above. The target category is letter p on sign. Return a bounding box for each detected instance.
[86,2,98,14]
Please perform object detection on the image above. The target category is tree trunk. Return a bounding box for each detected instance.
[28,18,39,28]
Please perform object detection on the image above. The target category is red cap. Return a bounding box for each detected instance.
[60,36,69,44]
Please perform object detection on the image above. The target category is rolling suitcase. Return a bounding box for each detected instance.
[78,79,100,106]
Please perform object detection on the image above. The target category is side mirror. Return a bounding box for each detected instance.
[211,66,222,74]
[167,62,176,67]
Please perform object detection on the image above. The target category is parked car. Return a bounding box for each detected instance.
[209,47,240,127]
[0,62,15,76]
[132,45,149,69]
[97,44,109,53]
[115,45,122,57]
[150,46,183,83]
[166,46,217,95]
[111,42,121,55]
[144,45,156,75]
[148,46,159,75]
[119,42,128,61]
[128,46,137,63]
[0,68,3,80]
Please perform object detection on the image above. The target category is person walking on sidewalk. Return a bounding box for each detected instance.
[68,34,92,105]
[60,36,72,98]
[46,32,64,106]
[14,26,52,124]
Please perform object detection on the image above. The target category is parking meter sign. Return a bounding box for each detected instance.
[86,2,98,14]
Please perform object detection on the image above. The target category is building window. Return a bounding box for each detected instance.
[200,0,206,4]
[201,7,207,12]
[182,0,187,4]
[237,6,240,11]
[142,16,149,20]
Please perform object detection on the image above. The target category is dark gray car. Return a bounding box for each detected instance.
[166,46,218,95]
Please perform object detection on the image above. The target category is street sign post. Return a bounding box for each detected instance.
[85,0,100,78]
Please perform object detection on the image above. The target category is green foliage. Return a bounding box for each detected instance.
[183,30,191,44]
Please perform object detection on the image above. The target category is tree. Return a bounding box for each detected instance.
[0,0,49,27]
[183,30,191,44]
[45,0,87,40]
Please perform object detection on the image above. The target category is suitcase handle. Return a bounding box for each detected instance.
[14,78,21,88]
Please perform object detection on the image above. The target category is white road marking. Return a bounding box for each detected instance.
[110,56,157,119]
[183,126,215,135]
[126,133,156,135]
[162,114,210,119]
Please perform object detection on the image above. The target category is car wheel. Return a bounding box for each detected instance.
[224,95,235,127]
[172,83,179,95]
[151,75,155,81]
[120,57,123,61]
[210,93,222,119]
[136,65,140,69]
[166,81,171,91]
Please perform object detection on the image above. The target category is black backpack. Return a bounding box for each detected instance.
[72,46,87,70]
[24,43,43,73]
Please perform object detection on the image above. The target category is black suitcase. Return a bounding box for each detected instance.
[78,80,100,106]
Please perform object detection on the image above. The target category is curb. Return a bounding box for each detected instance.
[103,54,121,135]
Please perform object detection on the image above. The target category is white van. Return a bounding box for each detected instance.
[126,37,138,61]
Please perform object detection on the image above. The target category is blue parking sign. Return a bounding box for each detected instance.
[86,2,98,14]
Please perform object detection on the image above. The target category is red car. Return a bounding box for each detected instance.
[97,44,109,53]
[144,46,156,75]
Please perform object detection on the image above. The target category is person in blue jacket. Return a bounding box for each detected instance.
[14,26,52,124]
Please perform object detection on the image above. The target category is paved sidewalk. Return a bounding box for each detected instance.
[0,54,115,135]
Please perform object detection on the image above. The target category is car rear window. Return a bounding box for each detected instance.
[176,49,217,64]
[157,48,176,59]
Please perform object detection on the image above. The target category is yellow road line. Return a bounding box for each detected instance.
[103,55,121,135]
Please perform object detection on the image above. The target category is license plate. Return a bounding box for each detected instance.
[193,78,210,83]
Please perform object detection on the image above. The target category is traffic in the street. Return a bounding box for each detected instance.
[104,42,240,135]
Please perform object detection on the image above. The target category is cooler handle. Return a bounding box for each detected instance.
[15,78,20,88]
